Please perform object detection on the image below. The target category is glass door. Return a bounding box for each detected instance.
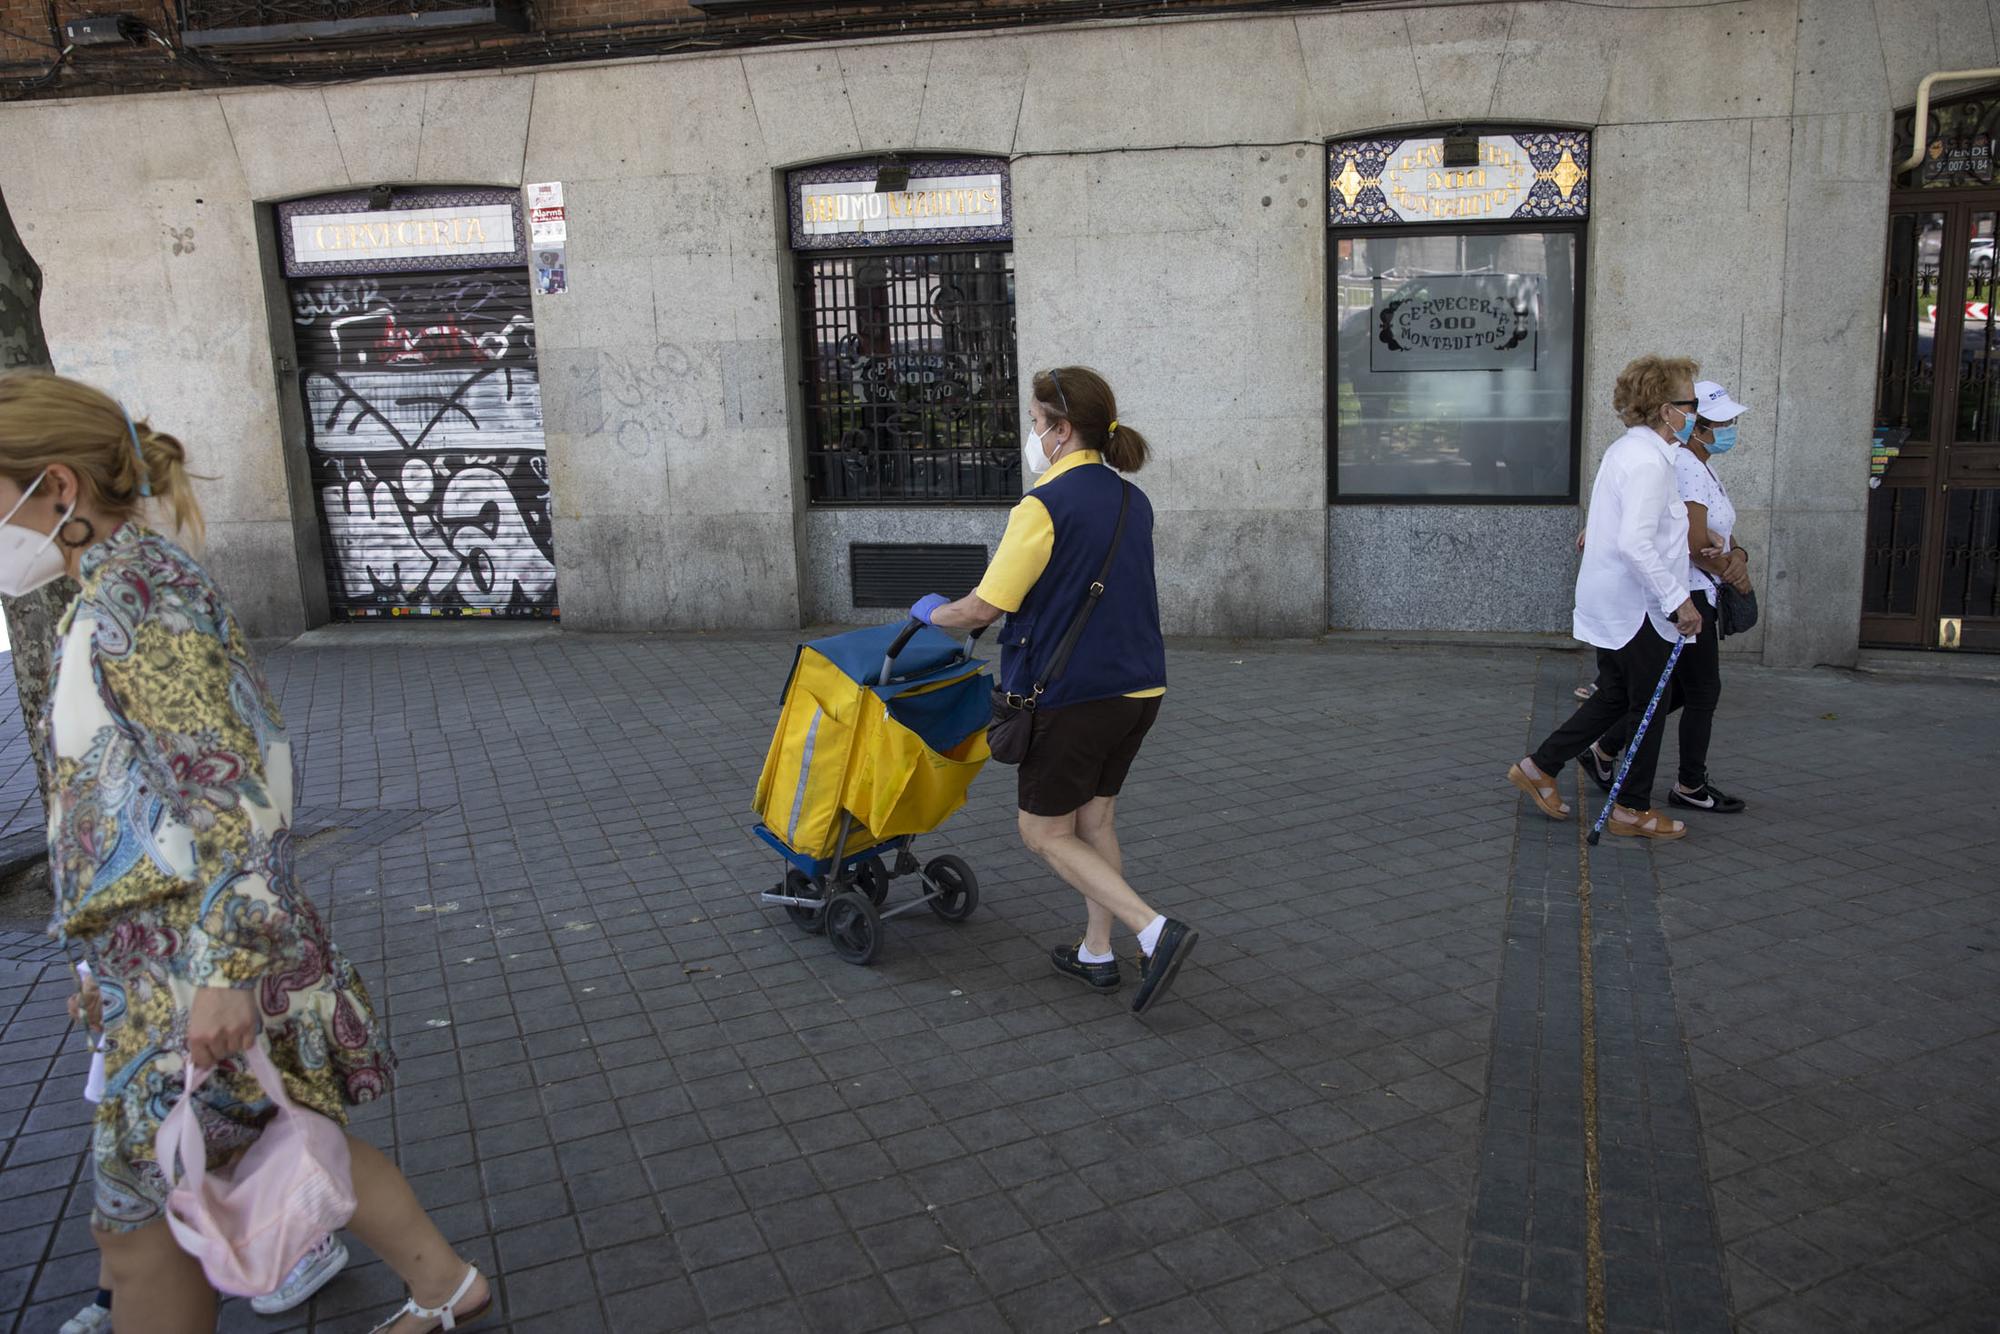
[1942,210,2000,648]
[1865,209,1948,646]
[1867,199,2000,649]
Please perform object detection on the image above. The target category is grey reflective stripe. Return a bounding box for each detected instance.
[787,707,823,842]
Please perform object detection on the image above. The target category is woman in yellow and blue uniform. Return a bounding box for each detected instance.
[913,367,1197,1015]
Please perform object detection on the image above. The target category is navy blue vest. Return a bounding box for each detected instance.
[998,462,1167,709]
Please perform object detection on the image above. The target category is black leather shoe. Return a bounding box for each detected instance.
[1051,943,1121,991]
[1130,919,1198,1015]
[1581,745,1616,793]
[1669,782,1745,814]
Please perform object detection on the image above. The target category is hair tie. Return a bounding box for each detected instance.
[1106,420,1119,436]
[124,411,152,498]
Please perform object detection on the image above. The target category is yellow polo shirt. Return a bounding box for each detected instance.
[974,450,1165,699]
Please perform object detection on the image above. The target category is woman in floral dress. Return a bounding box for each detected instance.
[1,373,492,1333]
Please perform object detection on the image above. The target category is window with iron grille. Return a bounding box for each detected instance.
[787,157,1020,506]
[795,248,1020,505]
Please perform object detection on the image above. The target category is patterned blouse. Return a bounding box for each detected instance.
[1672,448,1736,598]
[45,523,391,1230]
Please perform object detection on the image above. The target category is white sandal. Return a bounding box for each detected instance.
[369,1265,489,1333]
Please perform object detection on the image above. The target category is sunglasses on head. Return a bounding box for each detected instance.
[1045,369,1071,417]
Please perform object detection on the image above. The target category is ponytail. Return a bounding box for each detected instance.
[1031,365,1150,475]
[1101,421,1149,473]
[0,372,206,545]
[132,419,204,546]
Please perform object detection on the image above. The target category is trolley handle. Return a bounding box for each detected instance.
[880,617,985,687]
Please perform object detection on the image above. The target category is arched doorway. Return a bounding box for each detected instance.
[1869,89,2000,651]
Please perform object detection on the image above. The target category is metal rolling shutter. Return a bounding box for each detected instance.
[289,268,558,619]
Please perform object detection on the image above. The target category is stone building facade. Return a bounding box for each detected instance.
[0,0,1982,665]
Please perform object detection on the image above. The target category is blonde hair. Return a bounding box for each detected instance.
[1612,355,1700,429]
[0,372,203,544]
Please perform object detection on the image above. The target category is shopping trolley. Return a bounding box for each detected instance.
[751,618,991,964]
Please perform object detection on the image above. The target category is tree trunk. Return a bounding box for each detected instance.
[0,187,76,809]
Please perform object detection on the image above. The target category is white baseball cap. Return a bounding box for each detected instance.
[1694,380,1748,422]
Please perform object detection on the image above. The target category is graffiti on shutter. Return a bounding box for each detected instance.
[291,269,558,618]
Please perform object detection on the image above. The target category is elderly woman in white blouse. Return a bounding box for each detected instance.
[1509,355,1706,840]
[1584,379,1752,813]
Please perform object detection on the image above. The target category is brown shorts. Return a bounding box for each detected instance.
[1018,695,1163,817]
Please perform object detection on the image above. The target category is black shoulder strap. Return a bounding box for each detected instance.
[1025,480,1131,703]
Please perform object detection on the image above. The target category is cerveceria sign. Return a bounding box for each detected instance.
[302,212,506,256]
[788,158,1013,251]
[278,188,528,277]
[1370,275,1540,373]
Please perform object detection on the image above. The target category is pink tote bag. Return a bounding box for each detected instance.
[153,1042,358,1296]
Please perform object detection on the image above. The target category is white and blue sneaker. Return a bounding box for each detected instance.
[250,1235,349,1316]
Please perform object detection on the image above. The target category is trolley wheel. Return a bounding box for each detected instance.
[854,856,891,907]
[924,855,979,923]
[823,891,883,966]
[783,869,826,935]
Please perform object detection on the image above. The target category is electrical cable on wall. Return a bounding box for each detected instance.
[7,0,1351,94]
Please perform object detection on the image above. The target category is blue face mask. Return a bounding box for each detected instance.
[1673,408,1697,445]
[1705,424,1738,454]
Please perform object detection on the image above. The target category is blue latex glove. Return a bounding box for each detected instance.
[910,593,950,626]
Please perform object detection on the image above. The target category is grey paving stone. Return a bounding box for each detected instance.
[1,637,1990,1333]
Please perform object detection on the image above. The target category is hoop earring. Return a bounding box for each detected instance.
[58,516,96,550]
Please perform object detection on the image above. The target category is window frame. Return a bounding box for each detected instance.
[793,240,1021,509]
[1325,129,1590,507]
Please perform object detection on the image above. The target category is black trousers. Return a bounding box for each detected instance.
[1532,618,1680,810]
[1598,590,1719,789]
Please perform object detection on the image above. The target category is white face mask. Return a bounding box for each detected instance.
[1025,423,1056,477]
[0,473,74,598]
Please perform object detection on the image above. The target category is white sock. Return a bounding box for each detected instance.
[1137,915,1167,956]
[1077,942,1115,965]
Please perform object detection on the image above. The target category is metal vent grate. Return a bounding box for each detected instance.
[850,543,988,609]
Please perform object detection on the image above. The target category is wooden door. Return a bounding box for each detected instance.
[1866,197,2000,649]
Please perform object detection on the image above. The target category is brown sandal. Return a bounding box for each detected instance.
[1508,761,1570,820]
[1605,807,1686,841]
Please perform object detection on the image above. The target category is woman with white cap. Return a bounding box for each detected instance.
[1584,378,1752,813]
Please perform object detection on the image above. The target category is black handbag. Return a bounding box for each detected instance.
[1717,582,1758,639]
[987,483,1131,766]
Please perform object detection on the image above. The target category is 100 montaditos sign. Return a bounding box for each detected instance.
[1371,275,1541,373]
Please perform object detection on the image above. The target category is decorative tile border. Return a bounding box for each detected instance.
[1330,131,1590,228]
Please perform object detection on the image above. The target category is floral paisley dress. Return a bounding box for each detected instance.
[45,524,394,1232]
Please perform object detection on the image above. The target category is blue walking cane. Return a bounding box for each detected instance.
[1587,635,1689,846]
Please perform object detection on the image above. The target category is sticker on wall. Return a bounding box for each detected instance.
[526,181,568,296]
[1869,426,1909,488]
